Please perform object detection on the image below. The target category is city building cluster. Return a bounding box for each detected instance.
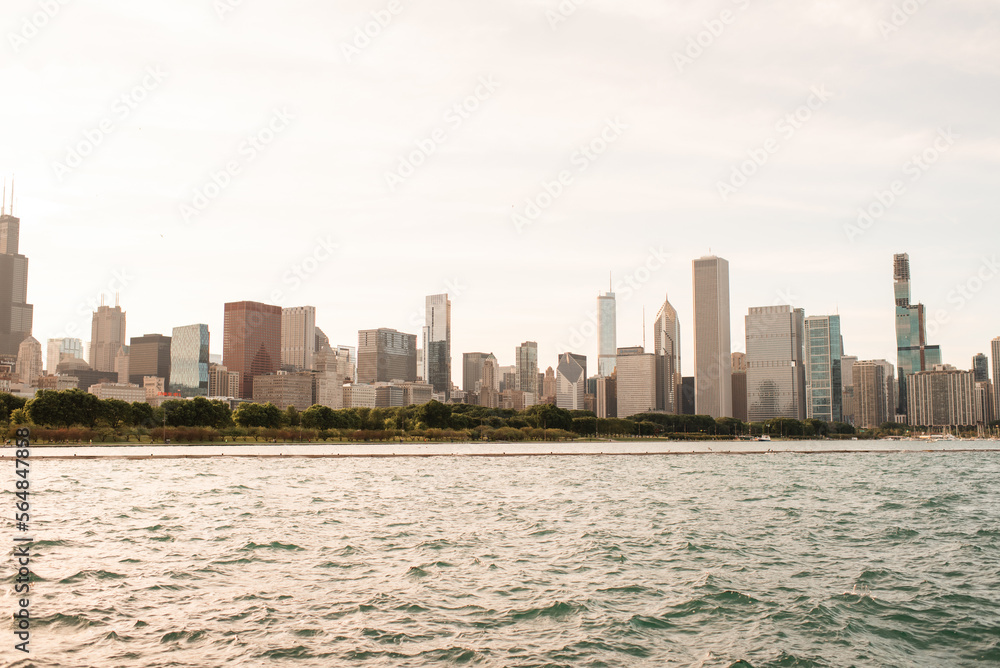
[2,199,997,430]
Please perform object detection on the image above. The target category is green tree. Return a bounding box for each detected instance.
[417,400,452,429]
[233,402,283,428]
[101,399,134,428]
[0,392,27,423]
[522,404,573,431]
[10,407,31,425]
[284,405,300,427]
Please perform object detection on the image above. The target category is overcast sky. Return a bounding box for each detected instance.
[4,0,999,377]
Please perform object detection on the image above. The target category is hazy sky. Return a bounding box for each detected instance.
[4,0,999,376]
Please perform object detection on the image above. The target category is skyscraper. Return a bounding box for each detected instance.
[223,301,282,399]
[480,354,500,408]
[616,347,657,418]
[907,365,976,427]
[556,352,586,410]
[0,189,33,359]
[128,334,172,389]
[171,324,210,397]
[894,253,942,417]
[731,352,748,422]
[746,305,806,421]
[357,328,417,384]
[840,355,858,425]
[463,352,490,393]
[853,361,887,429]
[516,341,539,399]
[693,255,732,418]
[972,353,989,382]
[597,290,616,377]
[993,337,1000,418]
[653,294,681,413]
[281,306,316,371]
[89,300,126,373]
[46,337,83,374]
[423,294,451,399]
[16,335,42,385]
[804,315,843,422]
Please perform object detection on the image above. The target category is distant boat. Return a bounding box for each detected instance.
[754,435,771,442]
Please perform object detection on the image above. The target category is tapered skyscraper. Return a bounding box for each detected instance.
[423,294,451,398]
[894,253,941,417]
[653,294,681,413]
[597,289,616,377]
[693,256,732,418]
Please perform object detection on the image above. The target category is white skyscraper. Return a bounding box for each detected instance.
[746,305,806,421]
[693,256,732,418]
[556,352,586,410]
[653,294,681,413]
[597,290,616,377]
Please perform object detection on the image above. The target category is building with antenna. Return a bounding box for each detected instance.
[90,297,126,373]
[597,280,616,377]
[0,179,34,360]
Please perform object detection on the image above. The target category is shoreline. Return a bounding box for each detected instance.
[4,440,998,460]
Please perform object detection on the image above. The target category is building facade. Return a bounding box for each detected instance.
[0,203,33,359]
[907,365,976,427]
[90,302,126,373]
[463,352,490,393]
[745,305,806,422]
[252,371,315,410]
[731,352,748,422]
[16,335,42,386]
[223,301,282,399]
[423,294,451,399]
[555,352,585,410]
[616,347,656,418]
[170,324,209,397]
[516,341,539,397]
[804,315,843,423]
[46,337,83,375]
[853,361,886,429]
[597,290,617,377]
[693,255,732,418]
[128,334,172,390]
[281,306,316,371]
[357,328,418,383]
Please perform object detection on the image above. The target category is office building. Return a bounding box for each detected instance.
[88,382,145,403]
[516,341,539,397]
[972,353,989,382]
[653,294,681,413]
[556,352,586,410]
[223,301,282,399]
[46,337,83,375]
[804,315,843,422]
[208,364,241,398]
[693,255,732,417]
[907,365,976,427]
[480,354,500,408]
[281,306,316,371]
[463,352,490,393]
[343,384,377,409]
[894,253,942,416]
[853,361,887,429]
[169,324,209,397]
[598,289,616,376]
[841,355,858,425]
[423,294,451,398]
[993,337,1000,418]
[357,328,417,383]
[541,366,556,403]
[745,305,806,421]
[16,335,42,385]
[731,352,748,422]
[89,300,126,373]
[0,194,33,359]
[595,374,617,418]
[128,334,171,389]
[252,371,315,410]
[616,347,656,418]
[974,381,994,426]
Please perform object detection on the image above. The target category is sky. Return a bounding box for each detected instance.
[3,0,999,377]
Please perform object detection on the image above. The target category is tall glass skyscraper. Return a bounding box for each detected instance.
[746,305,805,421]
[423,293,451,399]
[171,324,210,397]
[516,341,539,398]
[693,256,732,418]
[597,290,616,377]
[894,253,941,417]
[804,315,843,422]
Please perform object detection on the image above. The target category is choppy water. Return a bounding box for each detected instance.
[6,450,1000,667]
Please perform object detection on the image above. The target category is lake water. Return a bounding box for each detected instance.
[6,446,1000,666]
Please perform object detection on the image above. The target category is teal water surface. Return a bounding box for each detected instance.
[6,450,1000,666]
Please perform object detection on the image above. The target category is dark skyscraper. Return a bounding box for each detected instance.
[223,301,282,399]
[128,333,172,389]
[972,353,988,382]
[423,294,451,398]
[357,328,418,384]
[0,187,33,360]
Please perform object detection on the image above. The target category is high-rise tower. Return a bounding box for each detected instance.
[804,315,843,422]
[0,183,33,359]
[653,294,681,413]
[90,299,126,373]
[894,253,941,417]
[597,287,616,377]
[693,255,732,418]
[423,294,451,398]
[223,301,282,399]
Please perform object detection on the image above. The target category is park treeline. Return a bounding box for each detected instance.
[1,389,872,444]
